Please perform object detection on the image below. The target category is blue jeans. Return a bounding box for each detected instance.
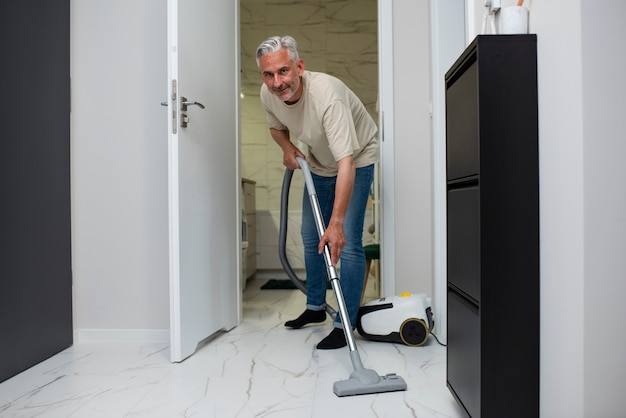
[301,164,374,328]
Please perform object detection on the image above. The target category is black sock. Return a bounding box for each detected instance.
[316,327,347,350]
[285,309,326,329]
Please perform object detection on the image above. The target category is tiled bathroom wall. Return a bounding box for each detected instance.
[240,0,378,271]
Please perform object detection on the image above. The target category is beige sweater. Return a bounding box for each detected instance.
[260,71,379,176]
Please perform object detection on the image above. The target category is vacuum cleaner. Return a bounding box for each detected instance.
[279,157,407,397]
[356,293,434,346]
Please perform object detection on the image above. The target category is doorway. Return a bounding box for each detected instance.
[238,0,380,295]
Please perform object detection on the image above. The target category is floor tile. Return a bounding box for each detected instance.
[0,279,466,418]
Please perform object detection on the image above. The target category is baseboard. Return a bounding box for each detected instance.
[74,328,169,343]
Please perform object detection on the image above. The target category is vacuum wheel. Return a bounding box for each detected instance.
[399,318,429,346]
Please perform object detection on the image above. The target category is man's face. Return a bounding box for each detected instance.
[258,48,304,103]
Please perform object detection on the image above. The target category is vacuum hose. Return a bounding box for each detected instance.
[279,162,337,319]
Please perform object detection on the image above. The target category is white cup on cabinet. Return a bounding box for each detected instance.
[498,6,529,34]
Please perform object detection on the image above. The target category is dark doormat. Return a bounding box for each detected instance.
[260,279,332,290]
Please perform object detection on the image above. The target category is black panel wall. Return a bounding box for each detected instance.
[0,1,72,382]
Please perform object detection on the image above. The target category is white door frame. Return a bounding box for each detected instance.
[378,0,396,297]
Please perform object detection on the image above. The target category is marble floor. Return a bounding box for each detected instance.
[0,279,466,418]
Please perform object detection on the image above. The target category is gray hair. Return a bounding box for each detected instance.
[256,35,299,68]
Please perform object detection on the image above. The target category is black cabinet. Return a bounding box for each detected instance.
[445,35,539,417]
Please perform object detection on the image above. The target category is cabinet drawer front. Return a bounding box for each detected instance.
[447,289,480,418]
[447,186,480,301]
[446,59,478,181]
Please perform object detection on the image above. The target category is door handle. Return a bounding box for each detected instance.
[180,97,205,111]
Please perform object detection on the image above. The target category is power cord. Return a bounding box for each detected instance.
[430,331,447,347]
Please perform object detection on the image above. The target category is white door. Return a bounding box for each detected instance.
[167,0,240,362]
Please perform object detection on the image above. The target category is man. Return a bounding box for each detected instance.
[256,35,378,349]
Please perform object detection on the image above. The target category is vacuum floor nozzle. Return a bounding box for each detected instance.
[333,371,408,397]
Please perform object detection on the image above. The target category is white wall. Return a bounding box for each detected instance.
[463,0,626,415]
[71,0,433,338]
[384,0,434,298]
[580,1,626,415]
[71,0,170,337]
[532,1,587,415]
[533,0,626,415]
[383,0,466,339]
[429,0,467,344]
